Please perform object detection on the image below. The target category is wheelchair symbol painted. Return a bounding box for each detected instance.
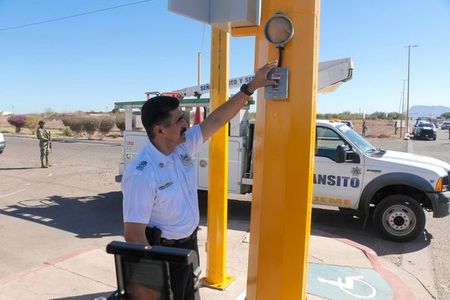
[317,275,376,299]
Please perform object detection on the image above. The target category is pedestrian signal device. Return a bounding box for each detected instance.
[263,13,294,100]
[264,67,289,99]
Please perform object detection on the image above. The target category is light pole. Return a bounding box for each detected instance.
[399,79,407,138]
[405,44,418,135]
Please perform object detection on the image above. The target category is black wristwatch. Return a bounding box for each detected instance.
[240,83,254,96]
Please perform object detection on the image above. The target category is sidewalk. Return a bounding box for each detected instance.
[0,226,433,300]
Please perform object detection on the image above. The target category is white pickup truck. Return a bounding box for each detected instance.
[313,120,449,241]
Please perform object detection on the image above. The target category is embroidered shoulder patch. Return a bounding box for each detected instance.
[179,154,193,166]
[136,161,148,171]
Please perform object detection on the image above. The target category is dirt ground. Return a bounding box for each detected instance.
[352,119,401,138]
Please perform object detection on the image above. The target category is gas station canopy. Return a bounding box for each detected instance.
[168,0,261,29]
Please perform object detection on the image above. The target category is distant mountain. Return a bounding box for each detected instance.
[409,105,450,119]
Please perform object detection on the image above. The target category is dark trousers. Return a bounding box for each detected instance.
[145,228,199,300]
[163,236,198,300]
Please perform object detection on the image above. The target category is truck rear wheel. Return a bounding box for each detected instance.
[374,195,425,242]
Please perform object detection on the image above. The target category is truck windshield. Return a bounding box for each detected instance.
[336,124,376,154]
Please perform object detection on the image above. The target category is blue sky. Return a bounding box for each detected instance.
[1,0,449,114]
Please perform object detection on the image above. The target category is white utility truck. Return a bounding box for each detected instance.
[116,58,450,242]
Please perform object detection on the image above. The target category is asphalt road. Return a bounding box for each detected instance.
[0,136,123,279]
[1,130,449,299]
[406,130,450,300]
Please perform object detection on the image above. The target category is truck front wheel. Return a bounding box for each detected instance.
[374,195,425,242]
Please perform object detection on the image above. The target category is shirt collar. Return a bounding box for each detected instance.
[144,140,173,166]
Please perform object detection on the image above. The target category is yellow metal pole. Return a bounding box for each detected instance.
[203,27,234,289]
[246,0,320,299]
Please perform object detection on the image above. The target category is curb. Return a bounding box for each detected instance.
[313,229,415,300]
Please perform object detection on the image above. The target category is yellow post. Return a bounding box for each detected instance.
[246,0,320,299]
[203,26,234,289]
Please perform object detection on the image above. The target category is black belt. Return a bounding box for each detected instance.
[161,229,197,246]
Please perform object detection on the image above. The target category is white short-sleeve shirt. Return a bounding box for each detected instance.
[122,125,204,239]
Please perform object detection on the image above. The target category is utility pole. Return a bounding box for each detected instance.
[399,79,407,138]
[405,45,418,135]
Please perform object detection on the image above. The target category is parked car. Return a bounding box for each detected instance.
[441,121,450,130]
[0,133,5,154]
[413,121,437,140]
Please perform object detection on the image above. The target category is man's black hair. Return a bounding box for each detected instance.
[141,96,180,140]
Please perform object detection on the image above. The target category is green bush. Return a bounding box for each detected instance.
[98,116,115,136]
[62,116,84,135]
[115,114,125,131]
[441,112,450,119]
[109,132,122,139]
[387,112,402,120]
[61,126,72,137]
[82,117,100,138]
[25,115,41,134]
[369,111,387,119]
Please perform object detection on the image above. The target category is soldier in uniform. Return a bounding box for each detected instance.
[36,120,51,168]
[362,120,368,137]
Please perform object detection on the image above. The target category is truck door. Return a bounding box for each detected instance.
[123,131,148,170]
[196,136,245,194]
[313,126,364,209]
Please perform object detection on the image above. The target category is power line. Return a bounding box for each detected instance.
[0,0,153,32]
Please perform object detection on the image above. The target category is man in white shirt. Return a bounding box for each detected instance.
[122,61,277,299]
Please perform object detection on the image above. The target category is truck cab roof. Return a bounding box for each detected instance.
[316,119,349,127]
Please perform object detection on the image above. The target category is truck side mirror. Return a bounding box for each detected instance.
[336,145,360,163]
[336,145,346,163]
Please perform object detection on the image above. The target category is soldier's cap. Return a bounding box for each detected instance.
[38,120,45,125]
